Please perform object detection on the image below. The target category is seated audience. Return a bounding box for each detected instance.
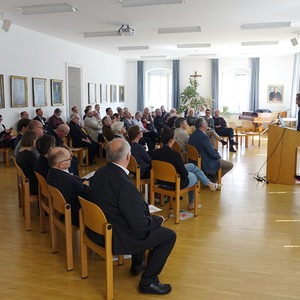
[111,121,126,139]
[204,109,228,146]
[213,109,238,152]
[89,138,176,295]
[33,108,48,129]
[128,125,151,179]
[142,107,155,132]
[102,116,114,142]
[94,104,101,119]
[174,117,189,154]
[34,135,56,179]
[68,114,99,165]
[153,108,165,136]
[48,108,64,129]
[14,118,31,148]
[186,108,197,126]
[82,105,92,121]
[20,111,29,119]
[105,107,113,117]
[16,131,38,195]
[117,107,124,121]
[123,110,134,131]
[189,117,233,181]
[0,114,15,148]
[47,147,90,226]
[83,110,102,142]
[152,127,221,210]
[46,123,69,147]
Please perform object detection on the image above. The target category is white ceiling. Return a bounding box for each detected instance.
[1,0,300,61]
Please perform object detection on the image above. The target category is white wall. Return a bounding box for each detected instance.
[0,25,127,128]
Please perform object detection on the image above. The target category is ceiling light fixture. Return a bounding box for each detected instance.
[241,22,291,30]
[157,26,201,34]
[119,46,149,51]
[241,41,279,46]
[120,0,184,8]
[141,55,167,59]
[177,43,210,48]
[0,13,11,32]
[189,53,217,57]
[291,33,300,47]
[16,3,79,15]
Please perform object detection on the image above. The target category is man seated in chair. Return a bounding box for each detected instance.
[89,138,176,295]
[47,147,90,226]
[213,109,237,152]
[189,117,233,182]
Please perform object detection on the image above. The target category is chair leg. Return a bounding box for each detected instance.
[39,200,46,233]
[80,236,88,278]
[106,251,114,300]
[175,195,180,224]
[24,195,31,231]
[217,168,222,190]
[193,185,199,217]
[65,222,74,271]
[118,255,124,266]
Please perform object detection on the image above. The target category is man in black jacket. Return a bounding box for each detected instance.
[89,138,176,295]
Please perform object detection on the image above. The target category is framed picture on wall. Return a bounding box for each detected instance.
[32,77,47,107]
[0,74,4,108]
[110,84,117,103]
[51,79,64,106]
[100,84,107,103]
[88,82,96,104]
[11,75,28,107]
[119,85,125,102]
[267,84,283,103]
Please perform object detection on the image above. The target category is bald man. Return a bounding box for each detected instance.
[46,123,69,147]
[89,138,176,295]
[47,147,90,226]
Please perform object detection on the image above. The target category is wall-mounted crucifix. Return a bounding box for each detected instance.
[190,71,202,78]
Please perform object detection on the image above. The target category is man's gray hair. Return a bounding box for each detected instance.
[106,139,130,163]
[69,113,79,120]
[111,122,124,134]
[194,117,205,129]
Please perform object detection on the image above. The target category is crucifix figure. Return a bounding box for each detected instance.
[190,71,202,78]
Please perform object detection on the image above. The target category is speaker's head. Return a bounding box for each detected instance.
[291,37,299,47]
[2,19,11,32]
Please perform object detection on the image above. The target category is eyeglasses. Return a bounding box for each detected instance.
[59,156,72,164]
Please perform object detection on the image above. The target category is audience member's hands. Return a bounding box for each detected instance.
[82,180,90,186]
[158,215,165,225]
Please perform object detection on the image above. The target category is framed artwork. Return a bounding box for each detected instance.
[11,75,28,107]
[100,84,107,103]
[88,82,96,104]
[119,85,125,102]
[32,77,47,107]
[110,84,117,103]
[268,85,283,103]
[51,79,64,106]
[0,75,4,108]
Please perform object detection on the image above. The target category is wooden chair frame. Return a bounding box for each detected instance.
[228,121,246,148]
[150,160,199,224]
[0,147,11,167]
[186,144,222,189]
[69,138,89,166]
[241,121,261,147]
[48,185,76,271]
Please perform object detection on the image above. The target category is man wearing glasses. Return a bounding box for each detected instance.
[47,147,90,226]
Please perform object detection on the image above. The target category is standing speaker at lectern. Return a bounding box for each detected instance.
[296,93,300,131]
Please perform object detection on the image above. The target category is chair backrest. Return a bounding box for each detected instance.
[228,121,237,130]
[151,160,178,183]
[172,141,183,158]
[127,155,141,190]
[12,155,30,196]
[34,171,49,199]
[78,196,111,238]
[242,120,254,132]
[48,184,69,214]
[186,144,201,168]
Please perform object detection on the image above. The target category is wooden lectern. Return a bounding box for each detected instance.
[266,125,300,185]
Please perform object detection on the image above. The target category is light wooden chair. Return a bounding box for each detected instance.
[11,155,38,231]
[228,121,246,148]
[48,185,76,271]
[69,137,89,166]
[78,196,123,300]
[172,140,187,163]
[241,120,261,147]
[0,147,11,167]
[186,144,222,189]
[34,171,51,235]
[150,160,199,224]
[127,155,151,201]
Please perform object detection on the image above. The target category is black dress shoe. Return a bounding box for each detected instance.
[229,146,236,152]
[230,140,238,146]
[221,139,228,145]
[130,264,145,275]
[138,281,172,295]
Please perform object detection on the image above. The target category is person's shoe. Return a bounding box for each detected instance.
[208,182,222,191]
[230,140,238,146]
[187,203,202,210]
[229,146,236,152]
[221,139,228,146]
[130,264,146,275]
[139,281,172,295]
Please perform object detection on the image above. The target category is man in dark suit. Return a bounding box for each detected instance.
[189,117,233,181]
[33,108,48,130]
[47,147,90,226]
[296,93,300,131]
[89,138,176,295]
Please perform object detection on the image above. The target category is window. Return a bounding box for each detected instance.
[145,69,172,110]
[220,68,250,113]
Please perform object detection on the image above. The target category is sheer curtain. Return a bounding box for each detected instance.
[137,61,144,112]
[290,53,300,118]
[211,59,219,109]
[249,58,260,111]
[172,60,180,108]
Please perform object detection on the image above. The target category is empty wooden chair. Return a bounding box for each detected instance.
[186,144,222,189]
[228,121,246,148]
[48,185,76,271]
[150,160,199,224]
[11,155,38,231]
[78,196,120,300]
[241,120,261,147]
[34,171,51,234]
